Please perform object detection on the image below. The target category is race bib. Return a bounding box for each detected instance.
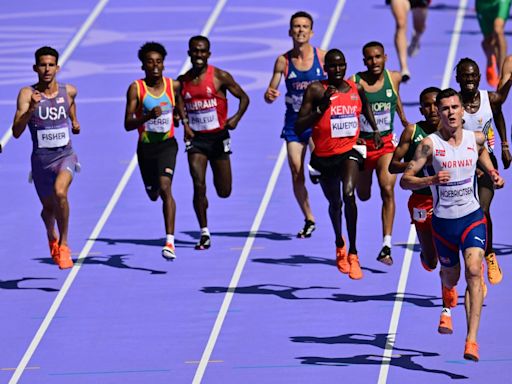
[37,127,69,148]
[360,110,392,132]
[331,115,358,138]
[189,109,219,131]
[413,207,428,223]
[145,110,172,133]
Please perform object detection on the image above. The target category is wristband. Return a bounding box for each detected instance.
[489,169,499,177]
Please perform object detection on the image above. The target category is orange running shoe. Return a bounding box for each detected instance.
[438,311,453,334]
[57,245,74,270]
[485,252,503,285]
[463,340,479,362]
[336,242,349,274]
[442,285,457,308]
[486,55,499,88]
[348,253,363,280]
[49,239,59,265]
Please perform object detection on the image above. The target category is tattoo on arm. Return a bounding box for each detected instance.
[421,144,431,156]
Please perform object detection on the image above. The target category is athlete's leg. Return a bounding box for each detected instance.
[287,141,314,221]
[39,195,58,242]
[417,228,437,270]
[463,247,485,343]
[494,17,508,75]
[341,159,359,254]
[159,175,175,235]
[376,152,397,238]
[390,0,411,78]
[356,168,373,201]
[53,170,73,246]
[478,184,494,255]
[210,157,232,198]
[319,175,343,246]
[409,5,428,56]
[188,152,209,228]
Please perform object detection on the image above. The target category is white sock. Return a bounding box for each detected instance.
[201,227,210,237]
[441,307,451,317]
[383,235,392,248]
[166,234,175,246]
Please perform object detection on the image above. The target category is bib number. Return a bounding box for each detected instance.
[189,109,219,131]
[413,207,428,223]
[330,115,358,138]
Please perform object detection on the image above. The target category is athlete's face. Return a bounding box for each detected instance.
[420,92,440,127]
[456,63,480,93]
[324,54,347,82]
[362,46,386,75]
[33,55,59,83]
[438,95,464,132]
[142,51,164,79]
[289,17,313,44]
[188,40,210,70]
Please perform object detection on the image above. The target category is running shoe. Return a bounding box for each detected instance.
[308,164,321,185]
[486,55,499,88]
[49,239,59,265]
[407,35,420,57]
[348,253,363,280]
[377,245,393,266]
[57,245,74,270]
[336,242,349,274]
[195,235,211,250]
[485,252,503,285]
[442,285,457,308]
[162,243,176,261]
[437,310,453,334]
[297,219,316,239]
[463,340,479,362]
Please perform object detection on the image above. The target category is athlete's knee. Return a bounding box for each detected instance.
[159,183,173,200]
[357,189,371,201]
[465,257,482,281]
[342,186,356,201]
[148,191,159,202]
[216,185,231,198]
[291,170,305,185]
[53,186,68,202]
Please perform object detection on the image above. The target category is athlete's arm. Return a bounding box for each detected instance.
[400,137,448,189]
[391,71,409,127]
[12,87,39,138]
[216,68,249,130]
[389,123,414,174]
[475,131,505,188]
[124,82,160,132]
[358,83,383,149]
[295,81,329,135]
[497,55,512,101]
[264,55,285,104]
[488,92,511,168]
[66,84,80,134]
[173,78,194,140]
[317,49,326,67]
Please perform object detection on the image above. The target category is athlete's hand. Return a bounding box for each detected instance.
[356,138,366,145]
[490,169,505,189]
[373,131,383,149]
[317,85,336,113]
[225,115,240,130]
[29,91,42,110]
[476,168,485,178]
[264,87,280,103]
[71,120,80,134]
[501,145,511,169]
[184,126,195,141]
[149,106,162,119]
[432,170,451,184]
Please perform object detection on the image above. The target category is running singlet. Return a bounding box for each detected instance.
[28,83,73,154]
[352,69,397,138]
[312,80,362,157]
[181,65,227,134]
[284,48,326,125]
[462,90,494,153]
[136,77,175,143]
[425,130,480,219]
[404,123,431,195]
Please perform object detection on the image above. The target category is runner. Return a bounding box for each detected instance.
[400,88,505,361]
[124,42,186,260]
[351,41,408,266]
[295,48,382,280]
[179,35,249,250]
[12,46,80,269]
[264,11,326,238]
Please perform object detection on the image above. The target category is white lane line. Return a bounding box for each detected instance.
[191,2,347,383]
[377,1,468,383]
[0,0,109,152]
[7,1,228,383]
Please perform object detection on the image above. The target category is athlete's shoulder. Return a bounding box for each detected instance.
[65,83,78,98]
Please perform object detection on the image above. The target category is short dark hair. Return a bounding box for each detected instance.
[436,88,462,105]
[35,46,59,64]
[138,42,167,63]
[419,86,441,104]
[325,48,345,63]
[290,11,314,29]
[362,41,384,55]
[455,57,479,76]
[189,35,210,50]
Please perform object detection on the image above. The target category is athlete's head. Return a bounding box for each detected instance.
[324,49,346,83]
[455,57,480,92]
[436,88,464,131]
[188,35,211,70]
[289,11,314,44]
[362,41,386,75]
[138,42,167,78]
[33,46,60,82]
[419,86,441,127]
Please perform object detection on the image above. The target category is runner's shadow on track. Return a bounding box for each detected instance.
[393,243,421,252]
[0,277,58,292]
[201,284,338,300]
[326,292,442,307]
[494,243,512,256]
[296,354,467,380]
[182,230,294,241]
[94,237,196,249]
[34,255,167,275]
[374,3,460,11]
[252,254,386,274]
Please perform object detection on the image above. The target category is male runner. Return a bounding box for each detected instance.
[389,86,441,271]
[125,42,185,260]
[401,88,504,361]
[296,49,382,280]
[455,57,511,284]
[351,41,408,266]
[179,35,249,250]
[12,46,80,269]
[264,11,326,238]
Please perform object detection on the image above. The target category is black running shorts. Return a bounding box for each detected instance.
[186,129,231,160]
[310,148,364,177]
[137,138,178,193]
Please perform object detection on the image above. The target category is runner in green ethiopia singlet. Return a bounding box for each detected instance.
[404,123,431,195]
[352,69,397,139]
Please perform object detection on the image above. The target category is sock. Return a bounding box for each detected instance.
[201,227,210,237]
[441,307,451,317]
[383,235,392,248]
[166,234,175,247]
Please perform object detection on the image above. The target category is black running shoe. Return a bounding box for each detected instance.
[297,220,316,238]
[377,245,393,266]
[195,235,211,250]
